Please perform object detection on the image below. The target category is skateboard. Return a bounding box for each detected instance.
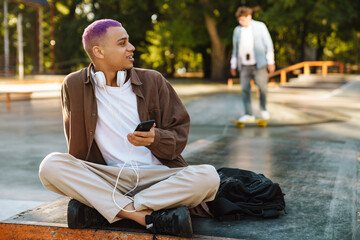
[232,119,268,128]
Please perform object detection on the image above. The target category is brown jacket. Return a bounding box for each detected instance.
[61,64,212,217]
[61,64,189,168]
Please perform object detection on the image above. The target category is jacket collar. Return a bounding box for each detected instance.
[85,63,94,84]
[129,68,142,86]
[129,68,144,100]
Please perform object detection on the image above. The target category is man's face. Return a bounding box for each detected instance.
[99,26,135,71]
[238,15,252,28]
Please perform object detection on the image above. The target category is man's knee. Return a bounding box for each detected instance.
[242,89,251,95]
[256,82,268,93]
[189,164,220,192]
[241,86,251,95]
[203,164,220,191]
[39,152,69,184]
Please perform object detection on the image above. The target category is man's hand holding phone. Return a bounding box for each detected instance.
[127,120,156,146]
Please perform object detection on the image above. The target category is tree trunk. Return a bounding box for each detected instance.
[315,34,326,61]
[4,0,10,75]
[161,49,167,75]
[198,46,211,79]
[300,20,307,62]
[203,14,226,82]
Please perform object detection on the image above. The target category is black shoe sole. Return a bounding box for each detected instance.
[68,199,87,229]
[176,206,193,238]
[67,199,107,229]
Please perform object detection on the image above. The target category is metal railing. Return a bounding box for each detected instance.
[268,61,344,85]
[228,61,344,87]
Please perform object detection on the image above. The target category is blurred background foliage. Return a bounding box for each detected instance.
[0,0,359,81]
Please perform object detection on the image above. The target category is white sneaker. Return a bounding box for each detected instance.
[261,111,271,120]
[238,115,255,122]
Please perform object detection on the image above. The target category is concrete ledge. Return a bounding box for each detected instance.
[0,198,239,240]
[0,223,237,240]
[0,223,189,240]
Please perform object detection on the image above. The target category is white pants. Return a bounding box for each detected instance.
[39,152,220,223]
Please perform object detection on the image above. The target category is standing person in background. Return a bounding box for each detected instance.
[230,7,275,121]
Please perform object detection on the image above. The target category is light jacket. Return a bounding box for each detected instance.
[230,20,274,70]
[60,64,190,168]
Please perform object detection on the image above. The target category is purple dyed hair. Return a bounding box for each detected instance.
[82,19,122,58]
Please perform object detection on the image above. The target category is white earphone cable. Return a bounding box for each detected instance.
[95,73,140,213]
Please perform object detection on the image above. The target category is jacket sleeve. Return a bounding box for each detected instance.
[60,79,70,148]
[230,27,239,69]
[147,76,190,160]
[262,23,275,64]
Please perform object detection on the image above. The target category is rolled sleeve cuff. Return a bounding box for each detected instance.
[230,56,237,69]
[266,51,275,65]
[149,128,161,149]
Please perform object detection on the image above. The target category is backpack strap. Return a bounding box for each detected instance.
[206,197,241,218]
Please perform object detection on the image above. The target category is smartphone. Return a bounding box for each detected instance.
[134,120,155,132]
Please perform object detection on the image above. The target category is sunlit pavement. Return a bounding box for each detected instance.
[0,74,360,239]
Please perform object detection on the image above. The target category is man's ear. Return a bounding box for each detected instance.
[93,46,104,59]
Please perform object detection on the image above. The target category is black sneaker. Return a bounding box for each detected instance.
[145,206,193,238]
[67,199,108,229]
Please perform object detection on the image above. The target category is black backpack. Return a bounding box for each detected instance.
[207,167,286,220]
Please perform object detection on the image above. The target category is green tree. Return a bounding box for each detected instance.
[152,0,240,81]
[52,0,157,73]
[0,1,47,74]
[261,0,360,68]
[139,0,209,77]
[198,0,238,81]
[4,0,359,77]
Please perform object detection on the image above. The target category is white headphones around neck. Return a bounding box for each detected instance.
[93,70,127,89]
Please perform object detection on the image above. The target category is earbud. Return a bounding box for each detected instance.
[93,70,127,89]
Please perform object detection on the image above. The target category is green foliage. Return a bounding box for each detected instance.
[50,0,157,72]
[140,22,203,75]
[139,0,211,76]
[0,0,359,76]
[261,0,360,67]
[0,1,40,73]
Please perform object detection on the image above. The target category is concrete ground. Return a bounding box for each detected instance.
[0,74,360,239]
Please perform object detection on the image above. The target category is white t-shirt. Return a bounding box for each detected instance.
[239,25,256,65]
[93,76,164,169]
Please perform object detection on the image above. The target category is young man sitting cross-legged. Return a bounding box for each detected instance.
[39,19,220,238]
